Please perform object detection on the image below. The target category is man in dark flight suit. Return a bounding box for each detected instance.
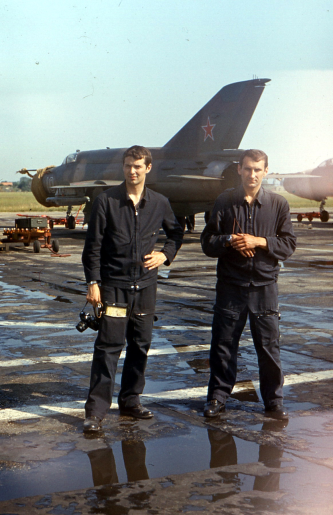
[82,145,183,432]
[201,149,296,419]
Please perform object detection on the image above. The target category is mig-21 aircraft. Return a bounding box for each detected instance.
[21,78,270,228]
[281,158,333,222]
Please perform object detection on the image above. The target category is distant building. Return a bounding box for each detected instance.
[262,178,282,192]
[0,181,13,191]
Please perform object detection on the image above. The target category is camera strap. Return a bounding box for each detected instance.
[94,302,103,318]
[81,301,103,318]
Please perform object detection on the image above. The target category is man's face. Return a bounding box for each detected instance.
[123,156,151,188]
[238,156,268,191]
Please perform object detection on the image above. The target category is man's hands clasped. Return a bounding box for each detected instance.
[230,234,267,258]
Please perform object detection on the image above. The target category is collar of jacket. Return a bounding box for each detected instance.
[233,185,266,206]
[120,181,151,204]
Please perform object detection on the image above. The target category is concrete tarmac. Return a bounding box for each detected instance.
[0,211,332,514]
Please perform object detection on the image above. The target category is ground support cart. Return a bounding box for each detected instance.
[0,218,60,253]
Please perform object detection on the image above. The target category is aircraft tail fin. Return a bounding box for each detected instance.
[163,78,270,152]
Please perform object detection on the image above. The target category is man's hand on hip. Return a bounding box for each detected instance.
[86,283,101,306]
[144,251,166,270]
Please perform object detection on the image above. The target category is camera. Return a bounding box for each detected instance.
[76,303,103,332]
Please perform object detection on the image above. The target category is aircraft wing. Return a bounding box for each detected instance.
[166,175,223,181]
[50,180,123,189]
[267,174,320,179]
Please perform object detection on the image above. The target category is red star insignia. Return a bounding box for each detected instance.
[201,117,216,141]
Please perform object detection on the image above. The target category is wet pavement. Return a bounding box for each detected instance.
[0,211,333,514]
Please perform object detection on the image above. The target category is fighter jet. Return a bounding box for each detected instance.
[282,158,333,222]
[22,78,270,228]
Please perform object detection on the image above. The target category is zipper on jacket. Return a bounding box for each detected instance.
[134,203,140,283]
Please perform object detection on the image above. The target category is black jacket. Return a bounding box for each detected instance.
[82,182,183,288]
[201,186,296,286]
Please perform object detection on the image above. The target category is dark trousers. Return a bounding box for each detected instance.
[208,281,283,408]
[85,283,156,419]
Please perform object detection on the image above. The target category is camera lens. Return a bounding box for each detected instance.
[76,321,87,333]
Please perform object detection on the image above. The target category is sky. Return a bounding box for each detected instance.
[1,0,332,183]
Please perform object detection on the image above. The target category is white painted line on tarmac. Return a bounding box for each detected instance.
[284,370,333,386]
[0,385,252,422]
[1,369,333,423]
[175,340,252,353]
[0,339,253,368]
[0,321,73,328]
[0,354,93,367]
[0,322,213,330]
[0,345,178,368]
[158,325,211,331]
[142,381,252,401]
[0,401,86,421]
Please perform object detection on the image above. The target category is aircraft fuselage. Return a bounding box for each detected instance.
[42,147,243,217]
[27,78,270,222]
[283,160,333,202]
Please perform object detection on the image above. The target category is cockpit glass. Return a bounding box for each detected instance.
[62,153,78,165]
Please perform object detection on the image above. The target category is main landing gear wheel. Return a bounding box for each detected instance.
[67,216,76,230]
[33,240,41,253]
[51,239,60,253]
[320,210,329,222]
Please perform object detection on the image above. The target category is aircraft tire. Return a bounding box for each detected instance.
[320,210,329,222]
[68,216,76,230]
[52,239,60,253]
[33,240,41,253]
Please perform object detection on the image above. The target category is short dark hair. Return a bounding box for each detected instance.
[238,149,268,168]
[122,145,152,167]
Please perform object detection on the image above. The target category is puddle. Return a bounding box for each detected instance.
[158,269,170,279]
[0,425,289,502]
[53,296,73,303]
[0,281,54,301]
[115,373,187,394]
[29,277,85,296]
[187,357,210,373]
[15,368,61,376]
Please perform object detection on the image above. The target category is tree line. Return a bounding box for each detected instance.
[1,177,32,192]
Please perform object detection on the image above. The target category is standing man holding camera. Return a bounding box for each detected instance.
[82,145,183,432]
[201,149,296,420]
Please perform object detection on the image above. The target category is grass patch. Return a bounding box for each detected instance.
[0,192,63,212]
[0,190,331,213]
[277,191,333,209]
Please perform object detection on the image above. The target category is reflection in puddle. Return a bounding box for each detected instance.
[29,277,85,296]
[0,424,288,502]
[187,357,210,373]
[0,280,54,301]
[158,269,170,279]
[53,296,73,303]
